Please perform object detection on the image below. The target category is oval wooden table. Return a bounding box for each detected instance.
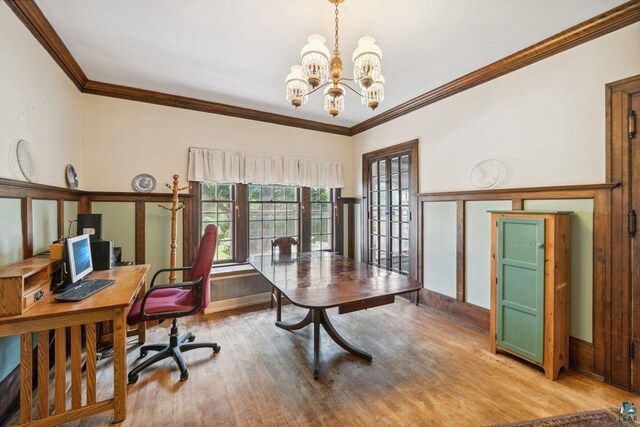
[248,252,421,379]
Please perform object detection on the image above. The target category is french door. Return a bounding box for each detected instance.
[362,140,418,279]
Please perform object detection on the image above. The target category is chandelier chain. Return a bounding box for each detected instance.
[334,1,340,56]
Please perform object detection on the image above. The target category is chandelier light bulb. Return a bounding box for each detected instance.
[352,35,382,89]
[361,74,385,110]
[300,35,330,88]
[285,65,309,108]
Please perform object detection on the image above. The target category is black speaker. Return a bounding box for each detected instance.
[90,240,114,270]
[77,214,102,241]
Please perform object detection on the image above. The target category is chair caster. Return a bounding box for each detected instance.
[180,370,189,381]
[213,344,221,353]
[128,373,139,384]
[139,350,148,358]
[187,335,196,343]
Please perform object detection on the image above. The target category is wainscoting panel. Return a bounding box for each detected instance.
[145,202,184,280]
[91,202,136,263]
[524,199,594,343]
[32,199,57,255]
[423,201,457,299]
[464,200,512,308]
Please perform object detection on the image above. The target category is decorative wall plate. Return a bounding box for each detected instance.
[66,164,79,189]
[132,173,156,193]
[9,139,37,182]
[470,159,506,189]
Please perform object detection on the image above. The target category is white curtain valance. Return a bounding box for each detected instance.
[187,147,344,188]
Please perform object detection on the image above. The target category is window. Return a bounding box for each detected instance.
[248,185,299,256]
[201,183,235,261]
[311,187,334,251]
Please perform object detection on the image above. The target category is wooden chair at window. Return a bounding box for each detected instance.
[271,237,298,321]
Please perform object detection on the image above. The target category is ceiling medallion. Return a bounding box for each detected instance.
[285,0,384,118]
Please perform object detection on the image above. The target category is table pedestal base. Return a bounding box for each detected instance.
[276,308,373,379]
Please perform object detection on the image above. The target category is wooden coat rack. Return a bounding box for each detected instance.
[159,174,189,283]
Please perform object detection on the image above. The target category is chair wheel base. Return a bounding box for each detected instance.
[180,371,189,381]
[187,335,196,343]
[214,344,221,353]
[128,374,139,384]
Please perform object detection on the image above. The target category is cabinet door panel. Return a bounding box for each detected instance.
[497,217,545,363]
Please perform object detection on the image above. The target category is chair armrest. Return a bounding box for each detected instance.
[140,277,203,321]
[150,266,192,287]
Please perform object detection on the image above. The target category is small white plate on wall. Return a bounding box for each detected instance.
[470,159,506,189]
[132,173,157,193]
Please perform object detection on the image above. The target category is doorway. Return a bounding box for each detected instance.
[607,74,640,391]
[362,140,419,281]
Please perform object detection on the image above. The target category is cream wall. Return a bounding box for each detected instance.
[0,5,83,188]
[0,3,83,384]
[351,23,640,195]
[352,23,640,344]
[81,96,353,195]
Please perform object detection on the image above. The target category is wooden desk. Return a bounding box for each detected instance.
[0,264,149,426]
[248,252,420,379]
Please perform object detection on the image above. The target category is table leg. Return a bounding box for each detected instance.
[276,309,312,331]
[320,309,372,361]
[312,309,320,380]
[113,309,127,423]
[275,288,282,322]
[275,308,372,380]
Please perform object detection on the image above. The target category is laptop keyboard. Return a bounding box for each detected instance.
[55,279,115,302]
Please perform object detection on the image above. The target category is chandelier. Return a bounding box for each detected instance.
[285,0,384,118]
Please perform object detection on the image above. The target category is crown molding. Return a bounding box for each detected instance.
[3,0,352,136]
[4,0,87,90]
[5,0,640,137]
[351,0,640,135]
[82,81,352,136]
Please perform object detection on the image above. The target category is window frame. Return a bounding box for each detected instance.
[198,183,340,263]
[200,183,236,263]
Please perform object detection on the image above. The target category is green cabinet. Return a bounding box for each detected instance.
[489,211,571,380]
[496,217,545,363]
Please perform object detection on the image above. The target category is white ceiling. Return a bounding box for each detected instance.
[36,0,626,127]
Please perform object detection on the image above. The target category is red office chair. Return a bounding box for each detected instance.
[127,224,220,383]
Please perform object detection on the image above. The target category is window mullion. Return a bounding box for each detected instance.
[235,183,248,262]
[300,187,311,251]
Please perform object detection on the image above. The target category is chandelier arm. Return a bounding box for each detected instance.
[307,81,332,96]
[342,82,364,98]
[338,77,355,82]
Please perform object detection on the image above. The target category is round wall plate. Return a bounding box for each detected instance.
[132,173,156,193]
[470,159,506,189]
[9,139,37,182]
[66,164,79,189]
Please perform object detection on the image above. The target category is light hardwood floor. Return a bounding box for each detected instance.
[19,300,640,426]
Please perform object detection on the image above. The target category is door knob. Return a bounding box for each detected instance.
[536,242,544,248]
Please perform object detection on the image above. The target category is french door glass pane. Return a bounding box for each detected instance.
[367,153,411,275]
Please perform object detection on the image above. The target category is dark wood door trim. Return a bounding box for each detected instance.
[606,74,640,390]
[362,139,420,281]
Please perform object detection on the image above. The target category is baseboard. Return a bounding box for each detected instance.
[204,292,272,314]
[411,288,603,380]
[416,288,490,332]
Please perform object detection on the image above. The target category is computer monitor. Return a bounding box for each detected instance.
[66,234,93,283]
[77,214,102,241]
